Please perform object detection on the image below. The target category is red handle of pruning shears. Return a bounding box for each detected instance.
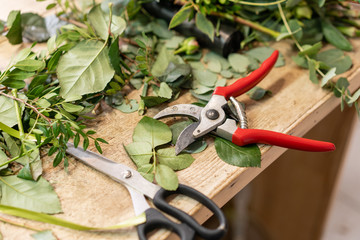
[232,128,335,152]
[213,50,279,100]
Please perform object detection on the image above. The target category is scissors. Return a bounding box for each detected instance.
[66,142,227,240]
[154,50,335,154]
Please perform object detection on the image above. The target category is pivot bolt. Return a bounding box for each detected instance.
[123,170,132,179]
[206,109,220,120]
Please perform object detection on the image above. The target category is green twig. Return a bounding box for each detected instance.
[210,12,280,38]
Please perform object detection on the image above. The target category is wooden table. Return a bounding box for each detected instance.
[1,2,359,240]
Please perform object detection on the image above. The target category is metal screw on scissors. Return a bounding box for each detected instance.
[154,50,336,154]
[66,142,227,240]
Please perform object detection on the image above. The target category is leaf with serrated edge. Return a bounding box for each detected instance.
[133,117,172,148]
[124,142,152,167]
[157,148,194,170]
[155,164,178,190]
[57,40,115,101]
[214,137,261,167]
[0,176,62,214]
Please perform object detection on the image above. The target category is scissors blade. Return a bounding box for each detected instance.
[126,185,151,216]
[153,104,202,121]
[175,122,199,155]
[65,142,160,199]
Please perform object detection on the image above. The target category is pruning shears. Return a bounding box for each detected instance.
[154,50,336,154]
[66,142,227,240]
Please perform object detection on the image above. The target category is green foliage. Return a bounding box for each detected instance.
[124,117,196,190]
[0,176,62,214]
[214,138,261,167]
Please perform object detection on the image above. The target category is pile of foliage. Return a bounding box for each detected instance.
[0,0,359,237]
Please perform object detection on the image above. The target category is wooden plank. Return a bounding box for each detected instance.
[0,2,360,239]
[246,106,356,240]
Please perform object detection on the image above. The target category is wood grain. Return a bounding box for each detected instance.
[0,2,360,239]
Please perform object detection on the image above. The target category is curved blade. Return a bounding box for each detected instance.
[175,122,199,155]
[153,104,202,121]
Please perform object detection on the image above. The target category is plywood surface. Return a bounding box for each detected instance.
[1,2,360,239]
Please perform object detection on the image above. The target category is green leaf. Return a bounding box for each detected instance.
[207,58,222,73]
[124,142,152,166]
[114,99,139,113]
[157,148,194,171]
[321,68,336,87]
[150,19,173,39]
[57,40,115,101]
[334,77,349,98]
[87,5,109,40]
[132,116,172,148]
[15,59,45,72]
[246,47,285,67]
[316,49,352,74]
[307,58,318,84]
[247,86,271,100]
[169,5,192,29]
[347,88,360,104]
[195,12,214,42]
[1,79,26,89]
[322,19,353,51]
[192,69,218,87]
[228,53,249,73]
[31,230,56,240]
[137,164,154,182]
[214,138,261,167]
[158,82,173,99]
[299,42,323,57]
[0,176,62,214]
[88,5,125,40]
[155,164,178,190]
[0,204,145,231]
[7,69,35,80]
[6,10,22,44]
[61,102,84,113]
[141,96,169,108]
[0,94,27,127]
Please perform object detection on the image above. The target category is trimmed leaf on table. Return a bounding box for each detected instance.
[157,148,194,171]
[132,116,172,148]
[57,40,115,101]
[214,137,261,167]
[124,142,152,166]
[0,176,62,214]
[155,164,179,191]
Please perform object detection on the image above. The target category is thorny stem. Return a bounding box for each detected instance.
[0,91,52,124]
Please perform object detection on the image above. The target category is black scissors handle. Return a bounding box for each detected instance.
[153,184,227,240]
[137,208,195,240]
